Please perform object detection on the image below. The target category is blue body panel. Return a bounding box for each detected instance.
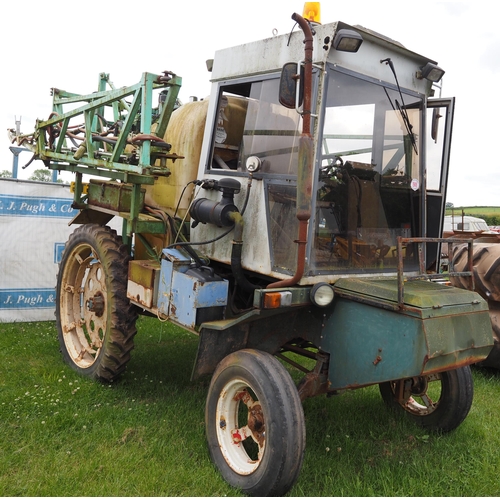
[158,249,228,330]
[322,279,493,390]
[324,298,425,389]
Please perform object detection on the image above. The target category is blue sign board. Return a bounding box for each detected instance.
[0,288,56,310]
[0,194,74,218]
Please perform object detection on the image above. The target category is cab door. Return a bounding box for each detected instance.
[425,97,455,269]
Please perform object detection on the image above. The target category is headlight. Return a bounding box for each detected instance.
[310,283,334,307]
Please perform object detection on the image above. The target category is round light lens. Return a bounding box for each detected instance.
[310,283,334,307]
[245,155,261,172]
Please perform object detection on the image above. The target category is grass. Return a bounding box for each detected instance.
[1,317,500,496]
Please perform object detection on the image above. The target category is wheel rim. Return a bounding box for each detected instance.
[215,378,266,475]
[59,242,108,369]
[396,373,442,416]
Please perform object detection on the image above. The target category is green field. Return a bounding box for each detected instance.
[1,317,500,496]
[445,206,500,225]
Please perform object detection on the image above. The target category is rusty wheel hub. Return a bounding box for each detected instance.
[247,403,265,447]
[87,291,105,317]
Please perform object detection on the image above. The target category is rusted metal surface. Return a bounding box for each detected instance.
[279,349,331,401]
[290,13,313,137]
[157,251,228,330]
[267,219,308,289]
[389,374,441,415]
[296,372,324,401]
[87,291,104,317]
[127,260,160,309]
[334,275,485,316]
[87,180,145,212]
[233,389,265,448]
[451,240,500,368]
[323,282,493,391]
[68,208,114,226]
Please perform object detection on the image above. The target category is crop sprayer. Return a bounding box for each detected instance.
[9,4,494,495]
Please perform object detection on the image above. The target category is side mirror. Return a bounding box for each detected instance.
[279,62,304,109]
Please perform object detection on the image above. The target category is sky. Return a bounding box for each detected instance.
[1,0,498,207]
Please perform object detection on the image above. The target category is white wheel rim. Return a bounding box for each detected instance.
[60,244,107,369]
[400,373,441,416]
[215,378,266,475]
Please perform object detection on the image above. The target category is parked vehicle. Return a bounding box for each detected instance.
[443,215,496,236]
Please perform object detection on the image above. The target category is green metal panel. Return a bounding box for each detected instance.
[87,180,145,212]
[334,277,484,310]
[323,278,494,390]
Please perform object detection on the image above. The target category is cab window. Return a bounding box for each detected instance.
[209,78,302,176]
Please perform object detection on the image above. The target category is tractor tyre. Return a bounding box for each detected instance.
[205,349,305,496]
[379,366,474,432]
[451,241,500,302]
[451,242,500,367]
[55,224,137,381]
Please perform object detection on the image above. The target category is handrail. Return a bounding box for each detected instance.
[396,237,475,308]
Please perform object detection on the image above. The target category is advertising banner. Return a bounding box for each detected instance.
[0,179,76,322]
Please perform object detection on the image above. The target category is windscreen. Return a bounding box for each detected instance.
[309,68,423,275]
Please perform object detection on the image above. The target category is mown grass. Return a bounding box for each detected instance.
[446,206,500,214]
[1,317,500,496]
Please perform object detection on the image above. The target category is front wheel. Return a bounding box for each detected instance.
[379,366,474,432]
[205,349,305,496]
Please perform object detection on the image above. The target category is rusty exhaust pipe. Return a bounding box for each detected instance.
[268,12,314,289]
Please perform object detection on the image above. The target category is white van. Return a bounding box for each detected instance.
[443,215,491,233]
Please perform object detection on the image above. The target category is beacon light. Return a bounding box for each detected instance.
[302,2,321,24]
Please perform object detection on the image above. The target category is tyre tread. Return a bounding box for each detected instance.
[56,224,138,382]
[379,366,474,433]
[206,349,305,496]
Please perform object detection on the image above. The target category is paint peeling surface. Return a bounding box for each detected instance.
[157,257,228,330]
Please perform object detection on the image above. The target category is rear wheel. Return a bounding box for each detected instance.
[205,349,305,496]
[56,224,137,381]
[379,366,474,432]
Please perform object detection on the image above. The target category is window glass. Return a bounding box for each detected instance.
[426,107,446,191]
[267,183,299,273]
[210,78,302,175]
[311,69,423,274]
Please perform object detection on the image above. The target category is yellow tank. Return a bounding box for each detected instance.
[144,99,209,218]
[144,95,248,218]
